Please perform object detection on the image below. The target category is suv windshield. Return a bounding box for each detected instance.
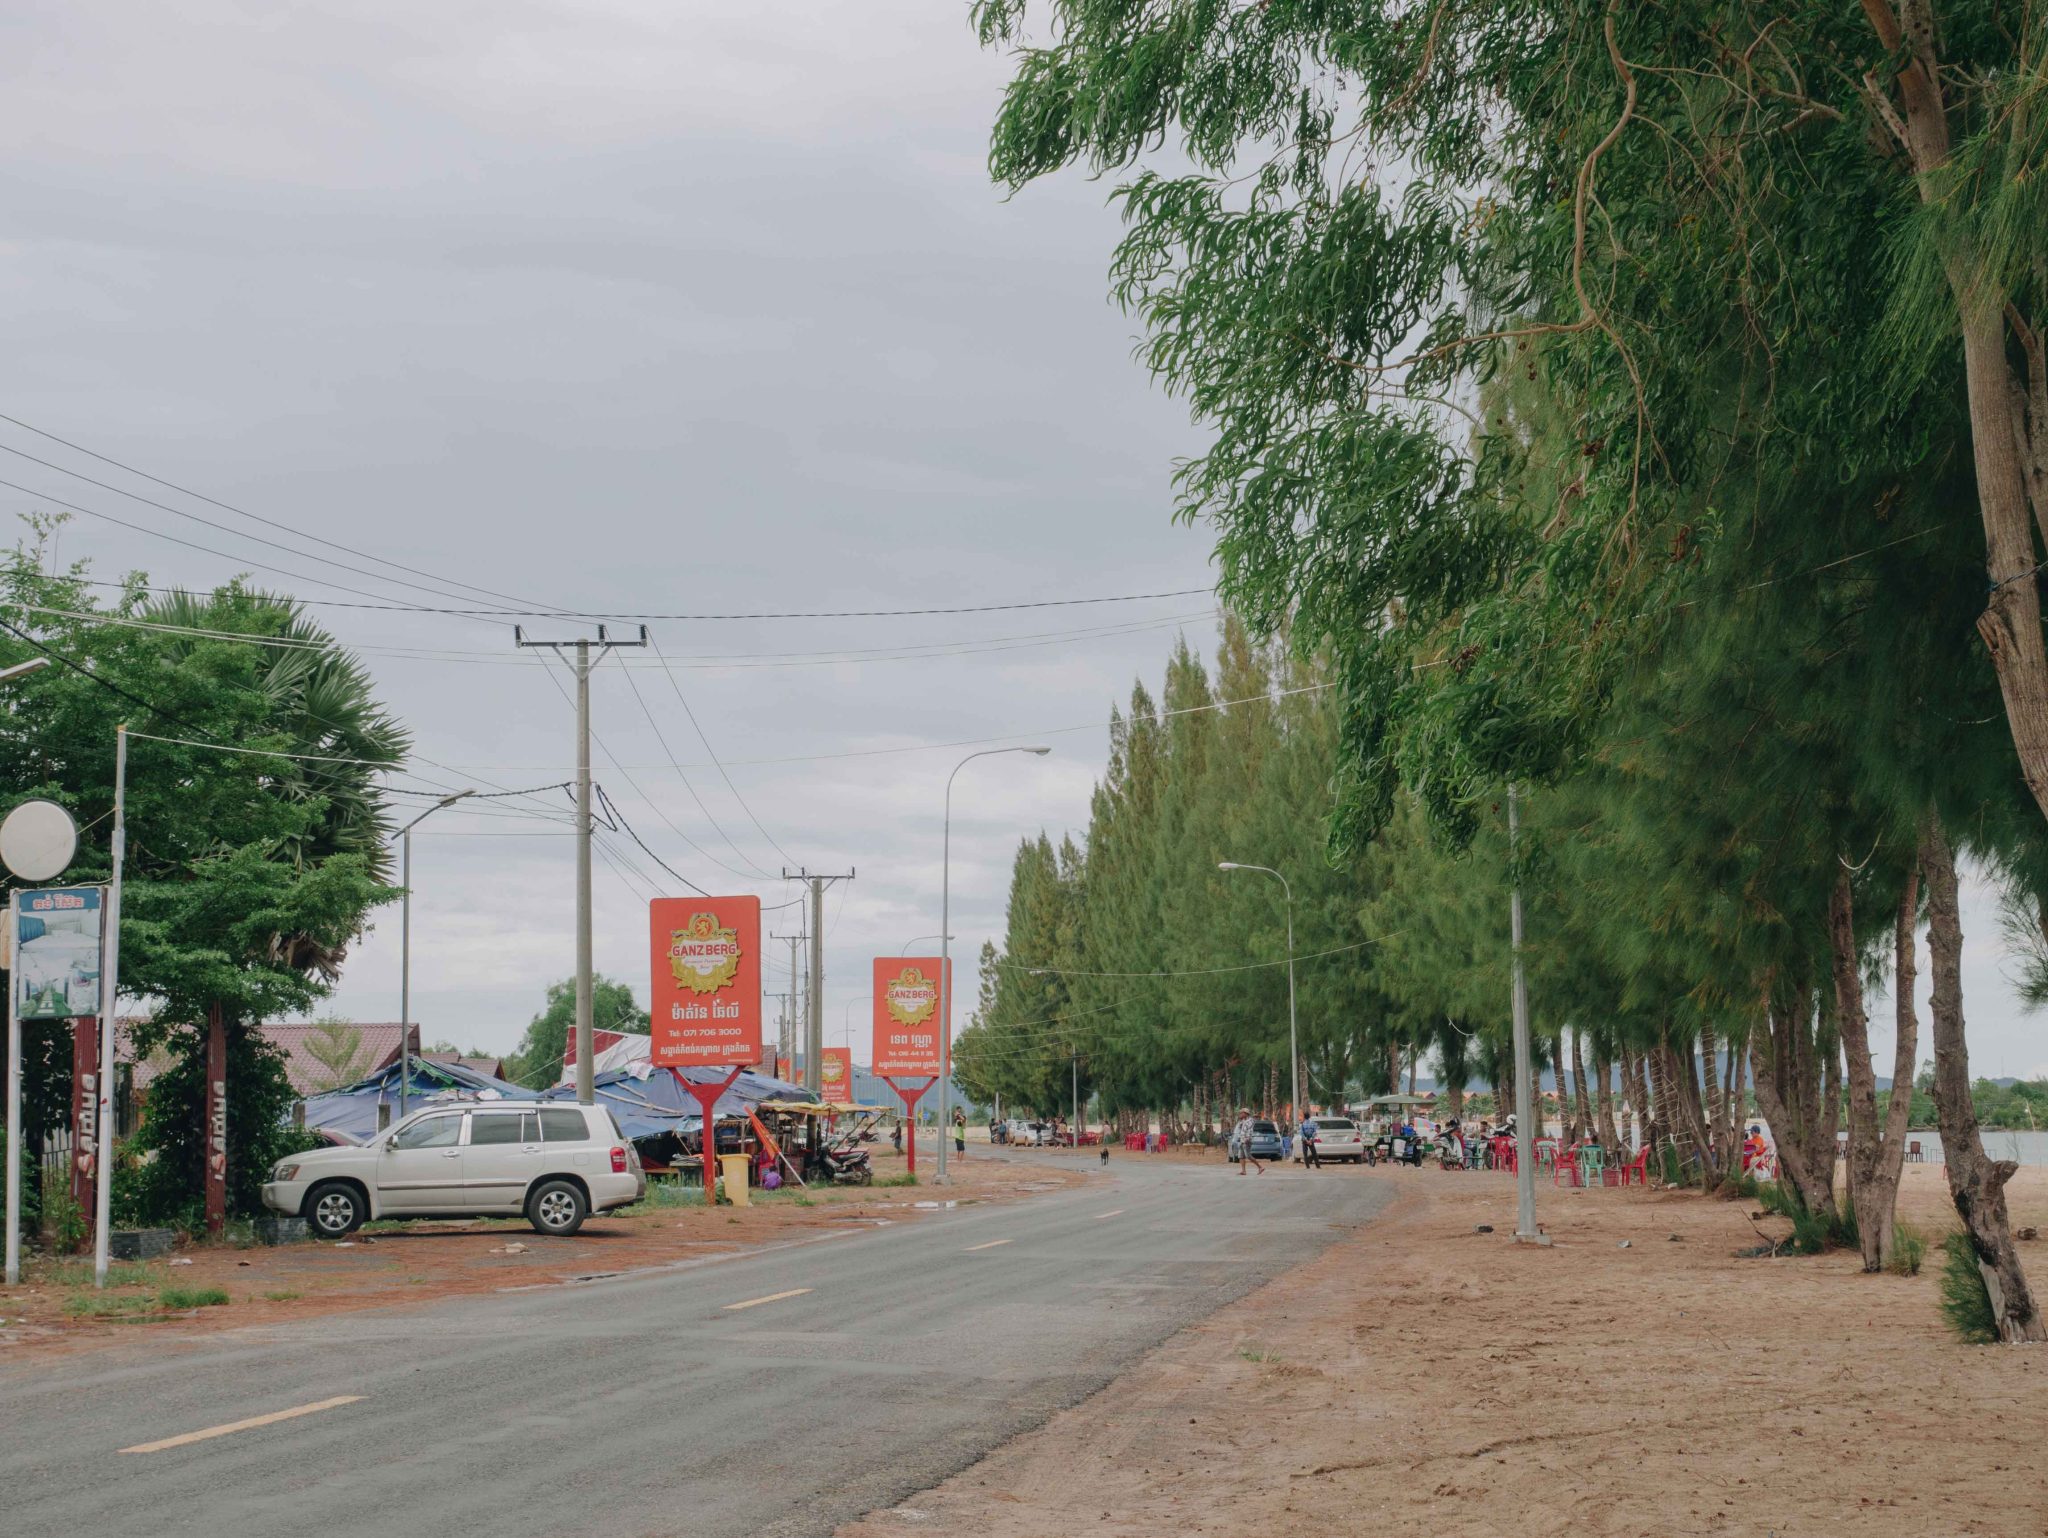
[1318,1118,1356,1130]
[1251,1120,1277,1135]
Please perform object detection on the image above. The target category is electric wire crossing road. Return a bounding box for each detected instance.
[0,1160,1389,1538]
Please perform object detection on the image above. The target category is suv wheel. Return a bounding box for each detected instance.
[528,1179,587,1236]
[305,1182,364,1239]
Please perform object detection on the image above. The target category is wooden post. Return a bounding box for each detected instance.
[204,1004,227,1236]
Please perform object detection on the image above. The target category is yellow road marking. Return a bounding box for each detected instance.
[723,1287,812,1311]
[964,1239,1012,1252]
[121,1396,365,1455]
[1093,1209,1125,1220]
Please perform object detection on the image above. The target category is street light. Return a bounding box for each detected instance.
[937,746,1051,1184]
[393,790,475,1118]
[1219,862,1299,1124]
[901,933,952,954]
[0,657,51,685]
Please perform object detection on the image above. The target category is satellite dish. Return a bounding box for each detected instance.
[1,799,78,882]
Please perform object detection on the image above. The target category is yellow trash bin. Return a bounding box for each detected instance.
[719,1153,751,1206]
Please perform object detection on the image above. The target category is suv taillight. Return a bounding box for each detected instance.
[610,1146,628,1174]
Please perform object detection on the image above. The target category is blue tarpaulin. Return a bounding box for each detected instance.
[299,1058,544,1144]
[541,1064,808,1142]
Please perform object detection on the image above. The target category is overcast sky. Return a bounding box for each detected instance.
[3,2,2040,1082]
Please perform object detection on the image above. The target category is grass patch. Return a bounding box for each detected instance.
[1237,1346,1277,1363]
[65,1292,159,1319]
[1938,1233,1998,1344]
[1718,1170,1762,1202]
[40,1259,160,1289]
[263,1289,301,1302]
[1756,1182,1858,1254]
[874,1173,918,1188]
[158,1286,230,1310]
[1886,1221,1927,1278]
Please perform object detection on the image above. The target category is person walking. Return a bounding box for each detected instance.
[1233,1108,1265,1175]
[953,1108,967,1157]
[1300,1114,1320,1170]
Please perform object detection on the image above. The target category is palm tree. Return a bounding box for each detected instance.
[139,587,410,980]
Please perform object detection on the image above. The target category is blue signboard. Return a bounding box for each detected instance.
[14,885,104,1019]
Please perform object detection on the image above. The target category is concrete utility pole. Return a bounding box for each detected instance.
[772,927,808,1072]
[515,625,647,1104]
[1508,786,1545,1245]
[782,869,853,1097]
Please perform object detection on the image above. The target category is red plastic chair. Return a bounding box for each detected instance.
[1552,1148,1582,1188]
[1607,1146,1651,1187]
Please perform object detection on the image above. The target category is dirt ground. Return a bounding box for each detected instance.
[0,1148,1076,1358]
[841,1160,2048,1538]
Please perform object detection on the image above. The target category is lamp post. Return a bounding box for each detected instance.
[937,746,1050,1184]
[1219,862,1299,1123]
[901,933,952,954]
[394,790,475,1119]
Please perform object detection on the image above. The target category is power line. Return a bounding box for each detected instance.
[0,596,1209,670]
[649,634,797,868]
[0,440,541,615]
[593,783,710,897]
[0,412,559,614]
[615,647,780,879]
[41,570,1213,622]
[534,650,769,886]
[0,474,514,619]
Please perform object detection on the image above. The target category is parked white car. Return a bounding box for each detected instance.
[263,1102,645,1239]
[1308,1116,1366,1163]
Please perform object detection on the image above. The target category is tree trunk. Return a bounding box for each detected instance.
[1664,1038,1716,1186]
[1860,869,1922,1271]
[1569,1030,1593,1143]
[1591,1043,1620,1150]
[1646,1044,1674,1163]
[1550,1033,1571,1140]
[1829,869,1889,1270]
[1863,0,2048,829]
[1750,991,1840,1223]
[1921,813,2046,1340]
[1719,1028,1745,1173]
[1624,1049,1650,1152]
[1700,1023,1724,1156]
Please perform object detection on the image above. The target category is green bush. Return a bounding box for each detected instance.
[1938,1233,1997,1344]
[874,1172,918,1188]
[1887,1221,1927,1277]
[37,1161,86,1253]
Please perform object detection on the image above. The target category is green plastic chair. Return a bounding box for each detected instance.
[1576,1144,1607,1187]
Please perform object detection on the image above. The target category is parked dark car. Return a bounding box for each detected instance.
[1228,1118,1285,1163]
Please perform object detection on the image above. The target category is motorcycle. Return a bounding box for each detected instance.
[810,1140,873,1185]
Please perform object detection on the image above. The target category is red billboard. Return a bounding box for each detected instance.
[872,957,947,1076]
[649,896,762,1067]
[819,1046,854,1106]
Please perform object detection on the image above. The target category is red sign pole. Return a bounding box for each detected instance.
[882,1075,935,1175]
[682,1066,746,1205]
[70,1017,98,1250]
[204,1004,227,1236]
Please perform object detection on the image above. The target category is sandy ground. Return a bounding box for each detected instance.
[841,1160,2048,1538]
[0,1147,1076,1358]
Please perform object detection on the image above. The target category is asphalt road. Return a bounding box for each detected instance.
[0,1153,1391,1537]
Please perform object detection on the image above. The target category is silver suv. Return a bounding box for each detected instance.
[263,1102,646,1239]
